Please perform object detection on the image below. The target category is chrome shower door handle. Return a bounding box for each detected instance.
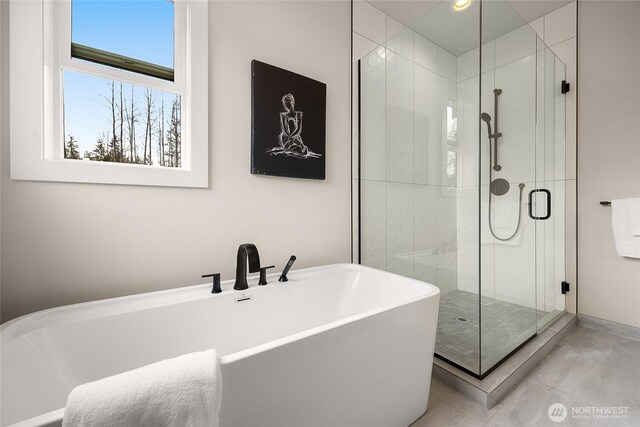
[528,189,551,220]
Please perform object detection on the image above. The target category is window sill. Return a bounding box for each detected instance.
[11,157,208,188]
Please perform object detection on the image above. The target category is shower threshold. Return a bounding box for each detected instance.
[432,312,577,409]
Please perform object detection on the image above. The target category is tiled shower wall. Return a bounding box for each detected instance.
[354,0,460,291]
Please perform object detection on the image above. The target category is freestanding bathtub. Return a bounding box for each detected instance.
[1,264,440,427]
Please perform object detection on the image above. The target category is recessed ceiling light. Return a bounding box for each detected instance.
[453,0,471,11]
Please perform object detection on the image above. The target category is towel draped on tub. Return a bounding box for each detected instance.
[62,349,222,427]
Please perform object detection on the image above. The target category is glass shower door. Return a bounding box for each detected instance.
[535,45,567,330]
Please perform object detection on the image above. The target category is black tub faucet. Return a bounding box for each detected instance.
[234,243,261,291]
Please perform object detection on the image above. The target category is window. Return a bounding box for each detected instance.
[71,0,175,76]
[10,0,208,187]
[445,103,458,186]
[65,1,181,167]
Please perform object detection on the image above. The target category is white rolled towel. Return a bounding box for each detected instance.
[63,349,222,427]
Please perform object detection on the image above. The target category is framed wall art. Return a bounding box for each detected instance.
[250,60,326,180]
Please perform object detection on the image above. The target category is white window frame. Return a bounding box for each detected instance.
[10,0,208,188]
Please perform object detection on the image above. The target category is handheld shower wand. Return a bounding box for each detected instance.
[481,113,501,172]
[278,255,296,282]
[481,112,493,138]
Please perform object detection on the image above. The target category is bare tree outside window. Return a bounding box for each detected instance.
[65,72,181,168]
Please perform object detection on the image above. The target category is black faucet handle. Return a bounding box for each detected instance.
[258,265,275,286]
[202,273,222,294]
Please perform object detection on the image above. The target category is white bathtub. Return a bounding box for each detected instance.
[1,264,440,427]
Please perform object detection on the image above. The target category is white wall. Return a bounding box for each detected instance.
[0,1,352,323]
[577,0,640,328]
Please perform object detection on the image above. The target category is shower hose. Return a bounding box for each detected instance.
[488,137,525,242]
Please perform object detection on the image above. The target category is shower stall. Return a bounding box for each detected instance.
[357,0,570,378]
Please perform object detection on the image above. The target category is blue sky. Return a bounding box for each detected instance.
[65,0,175,157]
[72,0,174,68]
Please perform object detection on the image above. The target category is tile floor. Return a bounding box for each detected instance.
[412,326,640,426]
[436,289,554,373]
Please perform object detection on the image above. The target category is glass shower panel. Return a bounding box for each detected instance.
[385,48,415,278]
[358,0,482,375]
[360,47,386,271]
[410,0,482,375]
[479,0,539,375]
[551,55,568,323]
[438,2,481,375]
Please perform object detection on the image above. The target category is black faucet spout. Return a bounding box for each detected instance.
[234,243,261,290]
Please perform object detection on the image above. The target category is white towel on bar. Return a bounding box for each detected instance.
[62,349,222,427]
[611,198,640,259]
[626,197,640,236]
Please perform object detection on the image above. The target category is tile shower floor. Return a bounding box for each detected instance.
[436,290,558,373]
[413,326,640,426]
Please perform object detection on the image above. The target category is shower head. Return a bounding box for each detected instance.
[493,88,502,95]
[481,112,499,170]
[481,113,493,139]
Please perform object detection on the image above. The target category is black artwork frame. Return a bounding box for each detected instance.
[251,60,326,180]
